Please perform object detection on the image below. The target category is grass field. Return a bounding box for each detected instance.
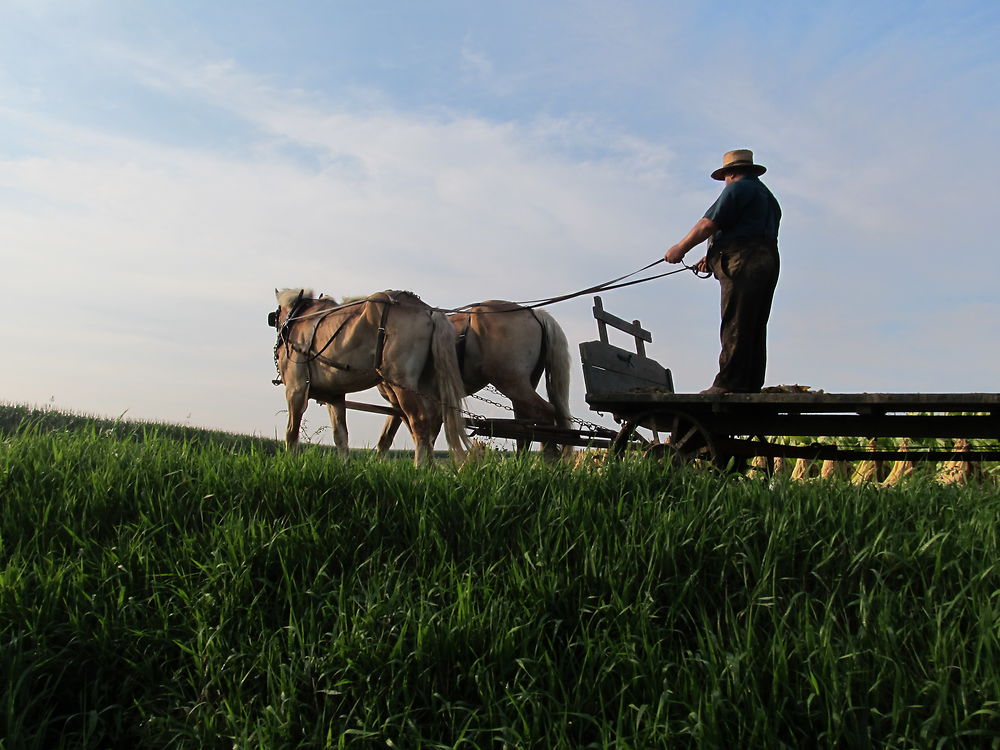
[2,405,999,748]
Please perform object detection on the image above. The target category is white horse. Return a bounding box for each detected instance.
[270,288,470,465]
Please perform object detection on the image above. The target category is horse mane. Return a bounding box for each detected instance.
[276,288,314,308]
[276,288,424,310]
[339,291,423,305]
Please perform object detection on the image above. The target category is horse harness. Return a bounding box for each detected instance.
[267,292,548,385]
[269,292,405,386]
[271,292,547,394]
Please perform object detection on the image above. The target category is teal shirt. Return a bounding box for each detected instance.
[703,175,781,247]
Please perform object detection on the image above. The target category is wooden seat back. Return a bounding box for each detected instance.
[579,295,673,398]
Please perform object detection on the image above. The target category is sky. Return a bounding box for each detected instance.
[1,0,998,450]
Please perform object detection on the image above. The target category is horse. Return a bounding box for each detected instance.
[269,288,470,465]
[373,301,573,458]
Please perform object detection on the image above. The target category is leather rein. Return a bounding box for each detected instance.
[269,257,704,385]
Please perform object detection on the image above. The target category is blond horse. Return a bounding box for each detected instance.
[373,301,573,458]
[270,288,469,465]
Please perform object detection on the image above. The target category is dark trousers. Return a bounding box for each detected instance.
[708,239,780,392]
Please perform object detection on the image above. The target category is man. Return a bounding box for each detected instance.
[665,149,781,394]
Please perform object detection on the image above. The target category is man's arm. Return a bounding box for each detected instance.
[664,217,717,264]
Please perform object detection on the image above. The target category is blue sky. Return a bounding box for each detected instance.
[1,1,997,447]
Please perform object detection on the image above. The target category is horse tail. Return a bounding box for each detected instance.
[430,309,471,460]
[533,309,573,430]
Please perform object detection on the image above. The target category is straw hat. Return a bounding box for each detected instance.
[711,149,767,180]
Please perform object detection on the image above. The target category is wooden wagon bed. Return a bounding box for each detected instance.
[579,296,999,465]
[585,390,1000,464]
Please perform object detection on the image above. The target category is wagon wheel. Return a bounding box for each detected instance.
[609,418,654,456]
[612,410,720,467]
[665,411,722,466]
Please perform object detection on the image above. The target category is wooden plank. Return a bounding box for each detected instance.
[632,327,647,358]
[586,391,1000,415]
[593,296,609,344]
[590,296,651,361]
[579,342,670,383]
[584,368,669,398]
[580,341,673,395]
[591,304,652,343]
[618,411,997,440]
[345,400,402,417]
[703,414,1000,440]
[467,417,616,448]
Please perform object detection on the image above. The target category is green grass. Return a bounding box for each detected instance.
[0,403,286,455]
[1,406,999,748]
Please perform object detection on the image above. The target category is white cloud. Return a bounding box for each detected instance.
[460,35,494,82]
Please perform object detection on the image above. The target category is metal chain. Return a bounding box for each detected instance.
[570,413,613,433]
[384,377,601,442]
[477,384,610,434]
[470,385,514,412]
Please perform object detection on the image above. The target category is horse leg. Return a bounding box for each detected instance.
[284,384,309,450]
[392,387,437,466]
[377,415,403,457]
[376,382,407,458]
[408,410,436,467]
[325,396,349,458]
[504,384,559,458]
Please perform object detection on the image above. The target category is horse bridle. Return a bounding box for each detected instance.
[269,290,305,384]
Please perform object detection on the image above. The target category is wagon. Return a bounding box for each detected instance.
[467,296,1000,469]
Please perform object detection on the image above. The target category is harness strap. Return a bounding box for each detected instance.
[372,293,398,372]
[306,311,355,364]
[528,310,547,386]
[272,295,358,384]
[287,342,354,370]
[455,322,470,376]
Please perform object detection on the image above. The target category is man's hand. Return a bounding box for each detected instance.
[666,217,718,265]
[664,244,687,264]
[694,256,709,274]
